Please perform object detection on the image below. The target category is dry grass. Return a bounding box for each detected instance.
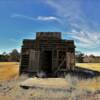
[76,63,100,72]
[0,62,100,100]
[75,63,100,91]
[0,75,100,100]
[66,74,100,91]
[0,62,19,81]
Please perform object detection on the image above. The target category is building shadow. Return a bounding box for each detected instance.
[67,67,100,79]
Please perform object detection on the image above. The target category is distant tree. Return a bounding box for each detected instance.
[2,52,7,56]
[75,51,84,63]
[0,52,9,62]
[9,49,20,62]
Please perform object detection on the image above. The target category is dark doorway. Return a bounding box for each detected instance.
[41,51,52,75]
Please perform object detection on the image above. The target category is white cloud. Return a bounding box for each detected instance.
[11,1,100,51]
[44,0,100,49]
[11,14,61,23]
[45,0,85,29]
[11,14,35,20]
[70,30,100,48]
[85,51,100,56]
[37,16,57,21]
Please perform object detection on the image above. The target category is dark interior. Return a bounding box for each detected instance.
[41,51,52,74]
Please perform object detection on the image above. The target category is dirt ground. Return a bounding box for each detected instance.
[0,62,100,100]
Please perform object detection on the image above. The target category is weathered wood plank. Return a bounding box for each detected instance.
[28,50,40,72]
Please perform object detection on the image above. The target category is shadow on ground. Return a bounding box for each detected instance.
[27,67,100,79]
[67,67,100,79]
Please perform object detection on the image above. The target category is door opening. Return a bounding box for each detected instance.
[41,51,52,75]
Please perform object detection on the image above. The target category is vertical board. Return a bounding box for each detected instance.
[66,52,75,70]
[70,53,75,70]
[66,52,71,70]
[28,50,40,72]
[52,50,58,71]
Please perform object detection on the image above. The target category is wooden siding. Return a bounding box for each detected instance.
[28,50,40,72]
[20,32,75,75]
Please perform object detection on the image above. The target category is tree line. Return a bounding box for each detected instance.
[0,49,20,62]
[0,49,100,63]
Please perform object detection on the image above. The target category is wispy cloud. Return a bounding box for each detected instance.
[64,30,100,49]
[11,1,100,54]
[37,16,58,21]
[11,14,35,20]
[44,0,85,29]
[44,0,100,50]
[10,38,18,43]
[11,14,61,23]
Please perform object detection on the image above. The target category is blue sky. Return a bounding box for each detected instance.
[0,0,100,56]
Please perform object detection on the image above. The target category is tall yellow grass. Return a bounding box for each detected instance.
[76,63,100,72]
[0,62,19,81]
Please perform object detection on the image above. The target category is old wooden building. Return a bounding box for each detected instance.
[20,32,75,76]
